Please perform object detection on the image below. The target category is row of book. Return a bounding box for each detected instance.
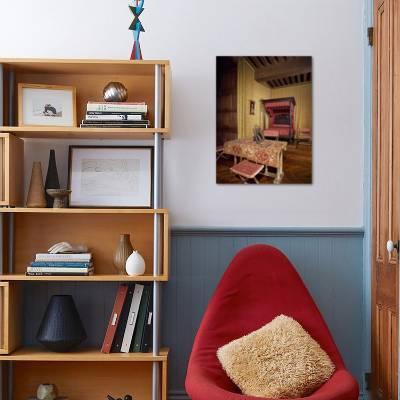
[101,283,152,353]
[80,101,150,128]
[26,253,93,276]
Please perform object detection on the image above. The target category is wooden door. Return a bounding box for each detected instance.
[372,0,399,398]
[216,57,238,146]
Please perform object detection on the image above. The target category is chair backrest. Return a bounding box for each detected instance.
[188,244,345,387]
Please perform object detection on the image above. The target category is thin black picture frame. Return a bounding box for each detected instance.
[67,145,154,208]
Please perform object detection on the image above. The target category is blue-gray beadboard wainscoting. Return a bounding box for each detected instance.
[21,228,366,400]
[165,228,366,400]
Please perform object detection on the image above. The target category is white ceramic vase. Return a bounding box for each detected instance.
[125,250,146,276]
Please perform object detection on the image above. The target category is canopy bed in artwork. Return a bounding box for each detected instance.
[223,139,287,184]
[262,97,296,141]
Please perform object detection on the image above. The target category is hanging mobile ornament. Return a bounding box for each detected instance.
[129,0,145,60]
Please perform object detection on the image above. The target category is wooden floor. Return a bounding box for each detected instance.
[216,142,312,184]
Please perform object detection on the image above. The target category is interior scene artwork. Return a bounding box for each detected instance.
[216,56,312,184]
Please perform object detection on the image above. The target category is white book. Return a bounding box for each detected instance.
[35,253,92,262]
[27,267,93,273]
[87,103,147,113]
[85,114,143,121]
[120,284,144,353]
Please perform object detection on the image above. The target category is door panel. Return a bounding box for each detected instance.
[372,0,399,398]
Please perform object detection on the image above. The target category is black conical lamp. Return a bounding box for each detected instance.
[37,295,87,352]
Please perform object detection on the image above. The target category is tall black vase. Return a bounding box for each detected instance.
[44,149,60,207]
[37,295,87,352]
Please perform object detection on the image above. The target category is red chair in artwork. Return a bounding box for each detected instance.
[185,244,359,400]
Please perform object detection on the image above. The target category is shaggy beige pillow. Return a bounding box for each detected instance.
[217,315,335,399]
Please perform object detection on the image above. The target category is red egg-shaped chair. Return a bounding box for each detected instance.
[185,244,359,400]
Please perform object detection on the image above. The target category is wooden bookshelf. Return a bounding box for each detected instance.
[0,58,170,400]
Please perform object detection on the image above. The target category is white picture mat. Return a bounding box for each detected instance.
[69,148,152,207]
[22,87,74,126]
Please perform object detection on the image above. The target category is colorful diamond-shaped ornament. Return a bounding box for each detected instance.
[129,0,144,60]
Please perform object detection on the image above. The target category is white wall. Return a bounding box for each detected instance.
[0,0,364,228]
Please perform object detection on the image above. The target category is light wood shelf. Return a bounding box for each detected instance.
[0,207,168,214]
[0,126,170,140]
[0,58,170,75]
[0,347,169,362]
[0,274,168,282]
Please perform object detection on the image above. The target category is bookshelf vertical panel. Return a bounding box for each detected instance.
[0,282,22,354]
[0,134,24,207]
[164,64,171,132]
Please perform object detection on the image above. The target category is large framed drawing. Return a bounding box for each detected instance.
[68,146,153,208]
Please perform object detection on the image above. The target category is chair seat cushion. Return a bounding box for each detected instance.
[230,160,264,179]
[217,315,335,399]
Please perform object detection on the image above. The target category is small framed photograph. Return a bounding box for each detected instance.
[68,146,153,208]
[249,100,255,115]
[18,83,76,127]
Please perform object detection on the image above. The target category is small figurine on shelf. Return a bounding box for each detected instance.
[27,383,69,400]
[107,395,133,400]
[48,242,88,254]
[37,384,57,400]
[46,189,71,208]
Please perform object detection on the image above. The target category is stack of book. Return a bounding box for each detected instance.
[101,283,153,354]
[26,253,93,276]
[80,101,150,128]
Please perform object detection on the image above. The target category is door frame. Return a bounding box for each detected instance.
[364,0,374,398]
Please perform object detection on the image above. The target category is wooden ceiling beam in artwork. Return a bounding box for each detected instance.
[246,57,258,69]
[263,57,272,65]
[257,56,266,66]
[254,57,311,82]
[265,56,273,64]
[249,57,263,68]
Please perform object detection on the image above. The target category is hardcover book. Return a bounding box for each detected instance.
[82,119,149,124]
[140,288,154,352]
[26,271,94,276]
[35,253,92,262]
[120,284,144,353]
[131,284,152,352]
[85,114,145,121]
[101,284,129,353]
[87,102,147,113]
[27,267,93,273]
[80,123,149,128]
[110,284,135,353]
[30,262,93,268]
